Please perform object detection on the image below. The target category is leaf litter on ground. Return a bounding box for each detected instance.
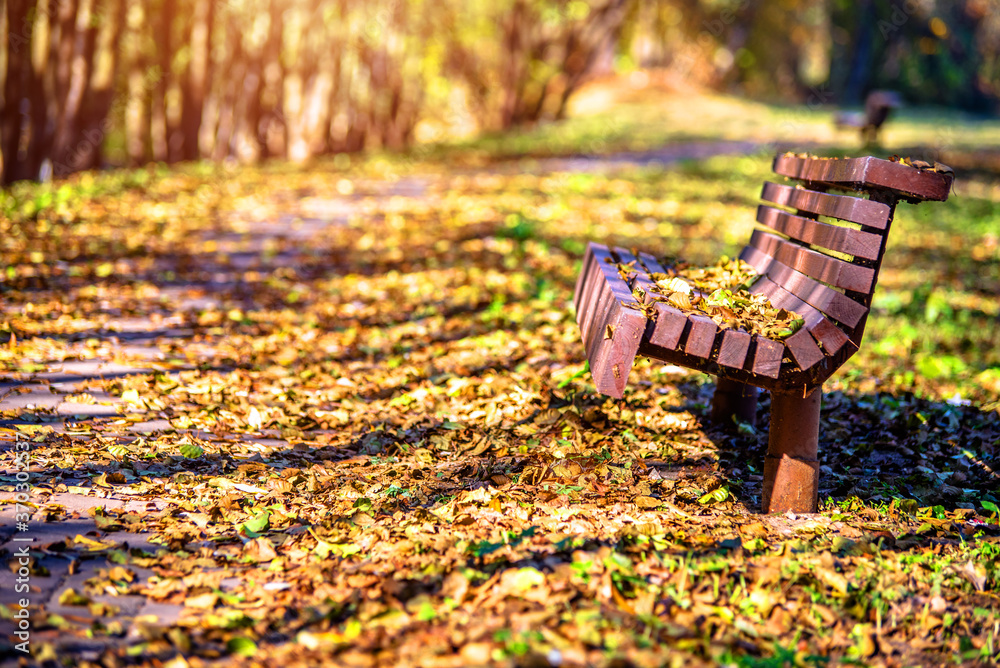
[0,145,998,667]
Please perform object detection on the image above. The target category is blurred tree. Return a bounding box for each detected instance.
[442,0,630,130]
[2,0,41,183]
[2,0,999,185]
[830,0,996,110]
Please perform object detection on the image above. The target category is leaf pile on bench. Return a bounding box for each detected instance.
[622,256,806,341]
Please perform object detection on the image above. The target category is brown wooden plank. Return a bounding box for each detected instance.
[576,261,600,345]
[747,230,875,293]
[582,273,618,366]
[749,275,851,357]
[784,328,825,371]
[741,245,868,327]
[573,250,589,312]
[756,205,883,261]
[752,337,784,378]
[648,302,687,349]
[717,329,751,370]
[588,244,642,308]
[637,252,662,272]
[578,255,611,355]
[614,246,649,296]
[749,275,824,328]
[577,246,627,362]
[575,244,648,398]
[591,301,648,399]
[772,154,953,202]
[810,316,856,357]
[611,246,641,283]
[638,252,669,275]
[684,315,717,358]
[632,251,693,352]
[760,181,891,229]
[575,248,601,329]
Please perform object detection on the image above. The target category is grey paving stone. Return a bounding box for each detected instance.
[134,600,183,626]
[0,554,69,606]
[0,519,102,549]
[119,345,167,360]
[127,419,174,433]
[55,402,120,418]
[46,560,149,619]
[47,361,152,377]
[0,386,62,410]
[30,492,124,515]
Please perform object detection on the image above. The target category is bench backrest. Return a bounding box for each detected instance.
[740,155,953,372]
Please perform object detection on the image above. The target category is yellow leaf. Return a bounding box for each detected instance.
[72,534,114,551]
[635,495,662,509]
[506,567,545,593]
[120,389,144,408]
[184,592,218,609]
[668,292,692,310]
[814,566,849,596]
[247,406,263,431]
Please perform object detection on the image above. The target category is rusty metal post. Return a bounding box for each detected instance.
[762,389,821,514]
[711,377,759,427]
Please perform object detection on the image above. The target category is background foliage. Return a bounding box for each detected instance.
[2,0,1000,185]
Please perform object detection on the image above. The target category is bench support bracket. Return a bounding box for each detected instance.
[711,378,759,427]
[762,389,821,513]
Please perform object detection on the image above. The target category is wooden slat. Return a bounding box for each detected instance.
[638,252,669,275]
[757,205,883,261]
[760,181,891,229]
[752,337,784,378]
[614,247,646,293]
[648,303,687,350]
[582,267,617,363]
[741,245,868,328]
[784,328,825,370]
[578,254,609,355]
[717,329,751,370]
[585,278,620,364]
[810,317,856,357]
[748,230,875,293]
[633,252,689,351]
[685,315,717,358]
[772,154,953,202]
[573,246,596,316]
[591,308,646,398]
[750,275,850,358]
[575,243,648,398]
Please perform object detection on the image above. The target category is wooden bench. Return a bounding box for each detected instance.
[833,90,903,146]
[574,154,954,513]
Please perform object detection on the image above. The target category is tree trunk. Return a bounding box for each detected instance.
[262,0,285,159]
[1,0,38,184]
[125,0,152,166]
[150,0,174,161]
[46,0,81,173]
[22,0,50,181]
[53,0,98,176]
[178,0,213,160]
[78,0,128,171]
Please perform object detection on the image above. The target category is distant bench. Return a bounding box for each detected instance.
[834,90,903,146]
[574,154,954,513]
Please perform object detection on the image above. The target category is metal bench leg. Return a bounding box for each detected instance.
[711,378,759,427]
[762,389,821,514]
